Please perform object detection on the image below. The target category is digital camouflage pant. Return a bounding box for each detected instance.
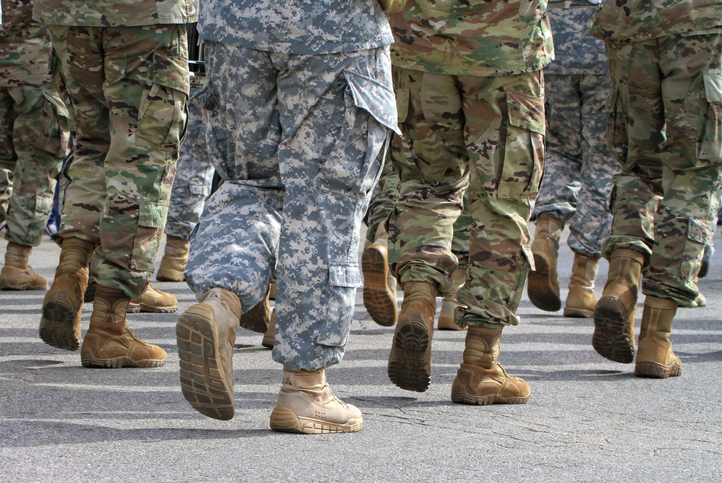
[388,67,545,327]
[534,74,616,258]
[603,33,722,307]
[49,25,189,298]
[165,97,214,240]
[185,41,397,371]
[0,83,69,246]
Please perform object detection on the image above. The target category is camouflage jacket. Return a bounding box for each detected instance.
[198,0,393,55]
[388,0,554,77]
[545,7,607,75]
[33,0,198,27]
[590,0,722,42]
[0,0,51,86]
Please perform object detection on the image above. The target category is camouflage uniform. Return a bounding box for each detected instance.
[33,0,197,297]
[533,7,616,258]
[0,0,69,247]
[386,0,553,327]
[590,0,722,307]
[184,0,398,370]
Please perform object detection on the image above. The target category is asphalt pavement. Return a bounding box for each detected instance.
[1,229,721,482]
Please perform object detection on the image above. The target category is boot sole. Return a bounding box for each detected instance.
[39,292,81,351]
[270,406,363,434]
[80,353,166,368]
[592,297,635,364]
[176,311,235,420]
[388,314,431,392]
[127,303,178,314]
[450,385,529,405]
[362,245,397,327]
[563,306,594,318]
[634,361,681,378]
[527,254,561,312]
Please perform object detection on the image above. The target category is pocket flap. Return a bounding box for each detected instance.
[344,70,402,135]
[507,90,545,134]
[329,264,363,288]
[139,200,168,228]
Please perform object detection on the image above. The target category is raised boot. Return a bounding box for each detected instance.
[438,267,466,330]
[127,283,178,313]
[451,326,530,405]
[262,308,276,349]
[0,242,48,290]
[564,253,599,318]
[81,285,167,368]
[388,281,436,392]
[592,249,644,363]
[635,296,681,378]
[156,235,190,282]
[39,237,94,351]
[362,224,398,327]
[527,213,563,312]
[270,368,363,434]
[240,285,271,334]
[176,287,241,420]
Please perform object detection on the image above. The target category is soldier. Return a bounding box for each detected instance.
[33,0,196,367]
[527,7,617,318]
[384,0,552,404]
[0,0,69,291]
[589,0,722,378]
[176,0,400,434]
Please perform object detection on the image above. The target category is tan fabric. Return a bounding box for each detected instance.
[635,296,681,378]
[128,283,178,313]
[157,235,190,282]
[0,241,47,290]
[564,253,599,318]
[528,213,563,312]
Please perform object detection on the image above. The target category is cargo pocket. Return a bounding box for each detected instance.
[698,73,722,165]
[39,89,71,159]
[498,90,545,200]
[195,83,229,176]
[681,216,713,281]
[130,199,169,273]
[134,83,188,153]
[314,265,363,347]
[605,87,629,167]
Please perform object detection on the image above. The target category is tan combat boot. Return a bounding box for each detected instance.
[176,287,241,420]
[262,308,276,349]
[240,285,271,334]
[362,224,398,327]
[634,296,681,378]
[527,213,563,312]
[270,368,363,434]
[156,235,190,282]
[39,237,94,351]
[592,249,644,363]
[0,242,48,290]
[127,283,178,313]
[564,253,600,318]
[388,281,436,392]
[81,285,167,368]
[438,267,466,330]
[451,326,530,405]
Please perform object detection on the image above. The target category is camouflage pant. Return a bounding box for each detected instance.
[0,83,69,246]
[185,41,396,371]
[603,33,722,307]
[388,67,545,327]
[534,74,616,258]
[165,97,214,239]
[49,25,189,298]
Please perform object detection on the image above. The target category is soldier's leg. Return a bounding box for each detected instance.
[0,87,14,225]
[438,192,471,330]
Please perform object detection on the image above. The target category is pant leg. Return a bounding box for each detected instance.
[365,157,398,244]
[0,87,16,225]
[567,74,616,258]
[4,84,69,247]
[457,71,545,328]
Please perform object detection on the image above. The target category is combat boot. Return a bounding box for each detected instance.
[0,242,47,290]
[156,235,190,282]
[634,296,681,378]
[270,368,363,434]
[564,253,599,318]
[39,237,94,351]
[362,224,398,327]
[127,283,178,313]
[262,308,276,349]
[527,213,563,312]
[592,249,644,363]
[451,326,530,405]
[438,267,466,330]
[81,285,167,368]
[176,287,241,420]
[388,281,436,392]
[240,285,271,334]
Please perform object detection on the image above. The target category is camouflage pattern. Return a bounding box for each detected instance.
[388,0,554,77]
[33,0,198,27]
[387,66,545,328]
[600,32,722,308]
[590,0,722,42]
[185,40,398,371]
[165,96,214,240]
[1,0,52,86]
[49,24,189,298]
[197,0,392,55]
[544,8,607,76]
